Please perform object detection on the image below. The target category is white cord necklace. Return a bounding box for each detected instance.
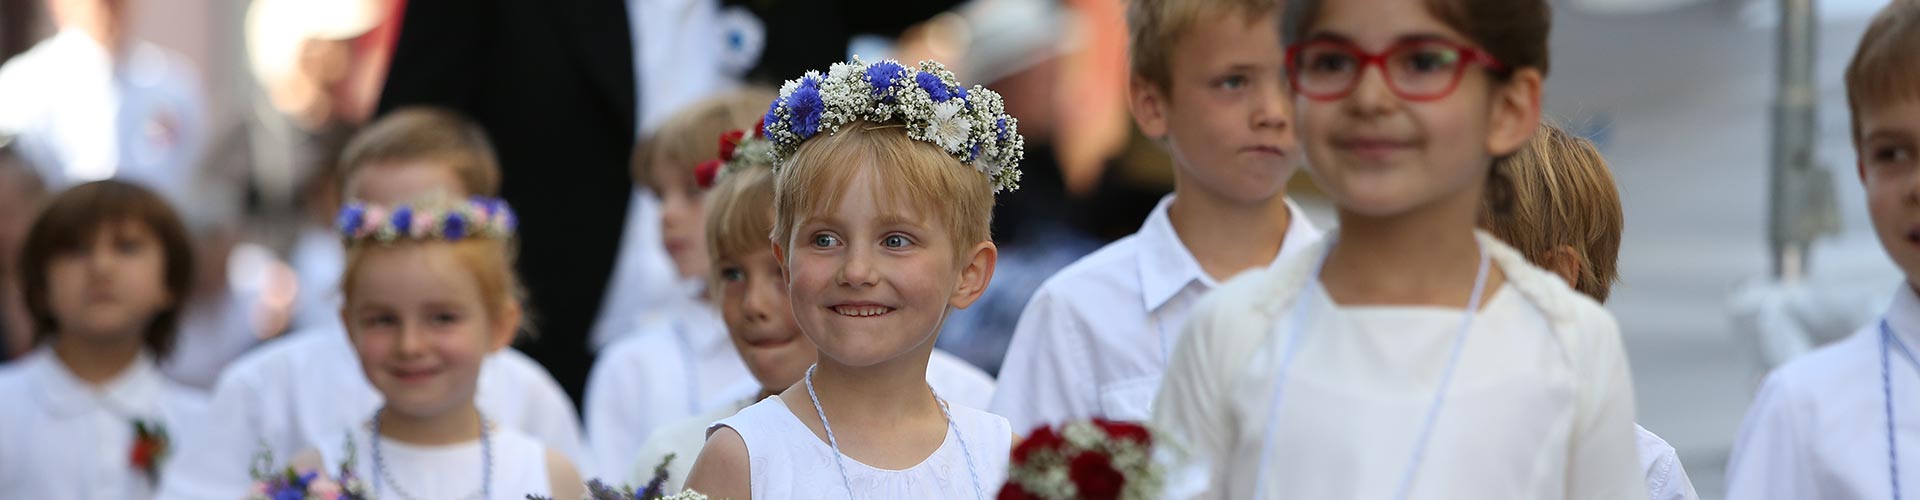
[804,364,985,499]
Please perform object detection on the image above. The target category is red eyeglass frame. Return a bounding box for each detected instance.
[1284,39,1509,102]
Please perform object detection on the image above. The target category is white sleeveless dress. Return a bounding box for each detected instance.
[712,396,1011,500]
[320,419,553,500]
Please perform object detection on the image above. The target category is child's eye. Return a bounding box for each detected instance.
[115,238,145,255]
[882,234,913,249]
[719,267,746,282]
[361,314,399,329]
[1874,145,1915,165]
[1215,75,1248,90]
[431,312,460,325]
[811,234,840,248]
[1398,48,1460,74]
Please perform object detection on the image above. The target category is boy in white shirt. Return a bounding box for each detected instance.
[1726,3,1920,497]
[156,108,582,500]
[990,0,1321,431]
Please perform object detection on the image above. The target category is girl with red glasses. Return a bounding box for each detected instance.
[1151,0,1646,498]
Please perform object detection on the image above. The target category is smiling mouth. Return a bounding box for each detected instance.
[746,334,798,347]
[390,367,442,383]
[1908,227,1920,245]
[1245,145,1287,156]
[831,305,894,318]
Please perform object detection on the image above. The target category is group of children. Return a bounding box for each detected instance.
[2,0,1919,498]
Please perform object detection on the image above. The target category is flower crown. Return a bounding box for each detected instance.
[336,197,517,244]
[695,117,775,190]
[760,58,1025,193]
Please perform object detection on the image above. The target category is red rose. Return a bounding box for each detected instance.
[130,440,154,468]
[752,117,767,138]
[996,484,1040,500]
[694,159,723,189]
[718,130,747,160]
[1069,451,1125,500]
[1093,419,1152,446]
[1013,425,1063,464]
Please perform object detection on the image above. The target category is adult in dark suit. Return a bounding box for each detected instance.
[378,0,635,404]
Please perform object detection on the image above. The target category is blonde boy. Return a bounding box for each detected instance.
[1727,2,1920,497]
[157,107,582,499]
[991,0,1321,430]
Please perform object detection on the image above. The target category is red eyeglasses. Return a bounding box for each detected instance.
[1284,39,1508,102]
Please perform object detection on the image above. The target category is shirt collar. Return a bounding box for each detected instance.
[28,347,165,419]
[1136,195,1323,313]
[1887,283,1920,348]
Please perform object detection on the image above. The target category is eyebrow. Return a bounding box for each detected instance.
[1302,31,1468,47]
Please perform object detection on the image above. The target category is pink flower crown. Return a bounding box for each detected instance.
[336,197,517,244]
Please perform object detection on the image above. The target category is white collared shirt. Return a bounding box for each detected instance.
[989,194,1322,431]
[1151,231,1644,500]
[1726,283,1920,499]
[0,348,207,499]
[0,29,207,204]
[1636,424,1699,500]
[155,327,583,500]
[583,301,748,479]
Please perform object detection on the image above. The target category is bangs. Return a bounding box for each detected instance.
[772,122,993,254]
[706,165,779,261]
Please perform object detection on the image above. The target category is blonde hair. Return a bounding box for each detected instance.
[1128,0,1281,91]
[704,160,777,284]
[340,107,501,197]
[340,199,526,334]
[1846,0,1920,142]
[1480,123,1622,301]
[634,88,778,189]
[771,122,994,260]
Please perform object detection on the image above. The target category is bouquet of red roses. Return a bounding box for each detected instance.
[998,419,1162,500]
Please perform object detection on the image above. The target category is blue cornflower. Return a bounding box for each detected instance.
[336,205,365,236]
[996,116,1009,141]
[762,98,783,138]
[916,72,951,102]
[866,61,906,101]
[391,206,413,235]
[444,212,468,241]
[789,77,825,138]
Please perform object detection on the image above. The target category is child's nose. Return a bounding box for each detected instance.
[837,247,879,288]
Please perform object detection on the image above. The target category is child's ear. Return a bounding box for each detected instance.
[1539,244,1584,290]
[1128,75,1171,140]
[487,300,523,352]
[948,241,998,310]
[770,238,790,286]
[1485,68,1544,158]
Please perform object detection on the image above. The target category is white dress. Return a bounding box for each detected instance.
[0,348,207,499]
[584,301,748,479]
[1152,231,1644,500]
[1725,283,1920,499]
[991,195,1322,430]
[712,396,1011,500]
[156,327,582,500]
[319,419,552,500]
[629,348,999,492]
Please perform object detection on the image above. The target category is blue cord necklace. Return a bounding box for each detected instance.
[1885,319,1914,500]
[1251,237,1490,500]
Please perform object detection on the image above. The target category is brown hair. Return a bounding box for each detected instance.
[339,107,501,197]
[339,198,526,334]
[633,88,777,190]
[1845,0,1920,143]
[1480,124,1622,301]
[18,180,194,356]
[771,122,995,260]
[1128,0,1282,91]
[1283,0,1552,79]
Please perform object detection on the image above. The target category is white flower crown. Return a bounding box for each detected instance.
[760,58,1025,193]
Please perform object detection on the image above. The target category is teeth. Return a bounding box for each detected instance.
[834,306,889,317]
